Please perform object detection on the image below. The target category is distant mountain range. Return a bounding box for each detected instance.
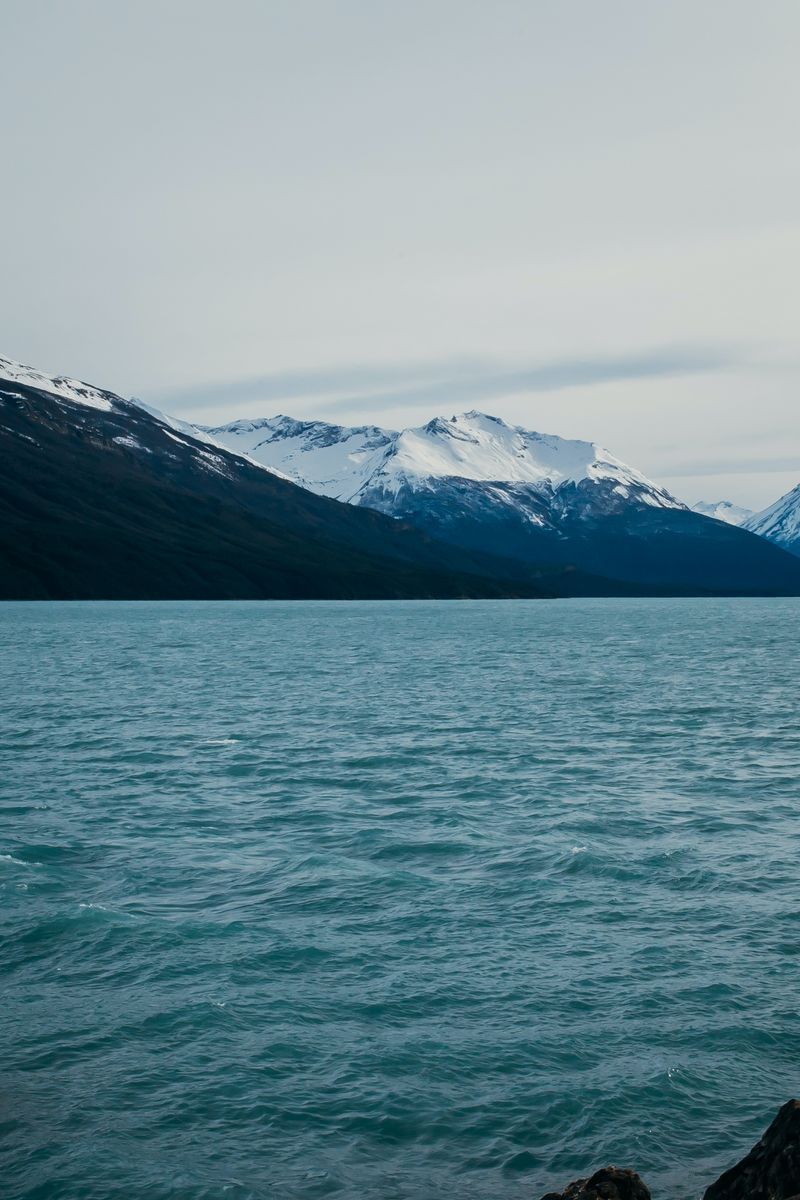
[207,410,800,593]
[690,496,800,556]
[691,499,754,526]
[689,496,800,557]
[2,353,799,598]
[0,357,575,600]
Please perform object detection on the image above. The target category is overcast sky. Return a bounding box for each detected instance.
[3,0,799,508]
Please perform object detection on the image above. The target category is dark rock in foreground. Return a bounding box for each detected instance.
[540,1165,651,1200]
[540,1099,800,1200]
[703,1099,800,1200]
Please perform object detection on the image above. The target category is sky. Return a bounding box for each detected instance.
[2,0,799,510]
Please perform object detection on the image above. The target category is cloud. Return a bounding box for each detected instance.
[160,344,739,419]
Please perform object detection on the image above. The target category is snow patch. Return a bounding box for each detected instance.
[112,435,150,452]
[2,425,38,444]
[0,355,115,411]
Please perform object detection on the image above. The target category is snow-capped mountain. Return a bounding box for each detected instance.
[692,499,754,526]
[204,411,683,519]
[0,354,278,475]
[744,484,800,556]
[204,410,800,594]
[4,350,800,597]
[0,355,119,413]
[0,354,565,600]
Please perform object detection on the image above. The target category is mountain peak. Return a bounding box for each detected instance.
[207,409,683,511]
[745,483,800,554]
[456,410,508,425]
[692,499,754,526]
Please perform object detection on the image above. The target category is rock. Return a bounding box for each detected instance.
[703,1099,800,1200]
[539,1165,651,1199]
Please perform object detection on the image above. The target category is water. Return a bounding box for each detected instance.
[1,599,799,1200]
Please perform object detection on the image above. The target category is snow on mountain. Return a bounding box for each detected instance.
[4,357,570,601]
[6,350,800,595]
[203,410,800,593]
[205,410,683,514]
[0,355,679,517]
[0,354,115,412]
[744,483,800,555]
[137,401,291,477]
[0,354,288,480]
[692,500,754,526]
[199,416,392,500]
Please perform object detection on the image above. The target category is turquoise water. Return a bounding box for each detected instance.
[2,599,799,1200]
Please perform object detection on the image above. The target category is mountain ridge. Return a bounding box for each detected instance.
[745,483,800,556]
[0,356,584,600]
[204,409,682,513]
[207,409,800,595]
[4,352,800,597]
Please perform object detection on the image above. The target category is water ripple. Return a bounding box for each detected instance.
[1,598,799,1200]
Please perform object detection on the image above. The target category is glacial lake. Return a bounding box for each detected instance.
[2,599,799,1199]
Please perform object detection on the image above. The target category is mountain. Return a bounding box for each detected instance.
[692,500,754,526]
[204,411,681,511]
[5,353,799,598]
[0,356,583,600]
[207,411,800,595]
[744,483,800,557]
